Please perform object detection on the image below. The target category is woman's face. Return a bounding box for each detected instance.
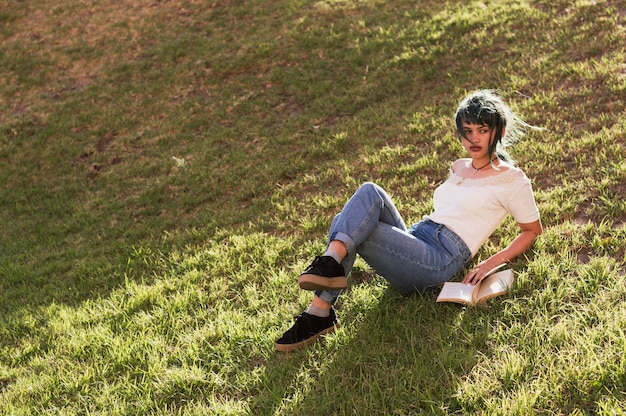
[459,122,495,160]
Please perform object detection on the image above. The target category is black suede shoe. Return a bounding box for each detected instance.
[275,309,340,352]
[297,256,347,291]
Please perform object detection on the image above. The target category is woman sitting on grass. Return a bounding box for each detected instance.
[275,89,543,352]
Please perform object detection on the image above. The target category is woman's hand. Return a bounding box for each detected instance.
[462,220,543,285]
[462,258,505,285]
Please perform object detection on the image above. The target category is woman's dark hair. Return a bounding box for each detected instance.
[455,90,539,164]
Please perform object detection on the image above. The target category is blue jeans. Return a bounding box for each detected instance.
[316,182,472,304]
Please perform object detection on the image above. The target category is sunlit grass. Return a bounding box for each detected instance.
[0,0,624,414]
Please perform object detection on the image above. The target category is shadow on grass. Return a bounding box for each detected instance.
[252,275,498,415]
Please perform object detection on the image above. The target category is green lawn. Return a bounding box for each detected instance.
[1,0,625,414]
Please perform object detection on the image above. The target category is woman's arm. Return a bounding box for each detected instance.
[462,219,543,285]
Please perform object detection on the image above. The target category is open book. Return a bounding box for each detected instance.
[436,265,514,306]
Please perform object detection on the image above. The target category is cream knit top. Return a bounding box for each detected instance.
[424,161,540,257]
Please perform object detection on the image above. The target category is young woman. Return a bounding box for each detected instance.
[275,90,543,352]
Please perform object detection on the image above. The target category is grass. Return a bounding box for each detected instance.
[0,0,625,414]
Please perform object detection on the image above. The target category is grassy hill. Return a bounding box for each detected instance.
[1,0,624,414]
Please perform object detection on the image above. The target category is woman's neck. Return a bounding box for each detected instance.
[471,156,497,173]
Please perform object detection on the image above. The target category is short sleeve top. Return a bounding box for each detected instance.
[423,162,540,257]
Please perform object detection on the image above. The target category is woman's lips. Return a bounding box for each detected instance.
[469,146,482,152]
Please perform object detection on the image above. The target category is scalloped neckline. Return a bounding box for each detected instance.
[449,166,516,185]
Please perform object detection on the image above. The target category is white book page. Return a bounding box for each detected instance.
[436,282,475,304]
[484,263,508,277]
[476,270,514,301]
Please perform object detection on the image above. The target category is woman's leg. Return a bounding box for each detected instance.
[357,220,471,294]
[275,184,470,352]
[276,181,407,352]
[298,182,407,296]
[328,181,407,271]
[315,220,470,305]
[310,182,408,303]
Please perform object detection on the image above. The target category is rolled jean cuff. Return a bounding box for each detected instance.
[314,289,342,304]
